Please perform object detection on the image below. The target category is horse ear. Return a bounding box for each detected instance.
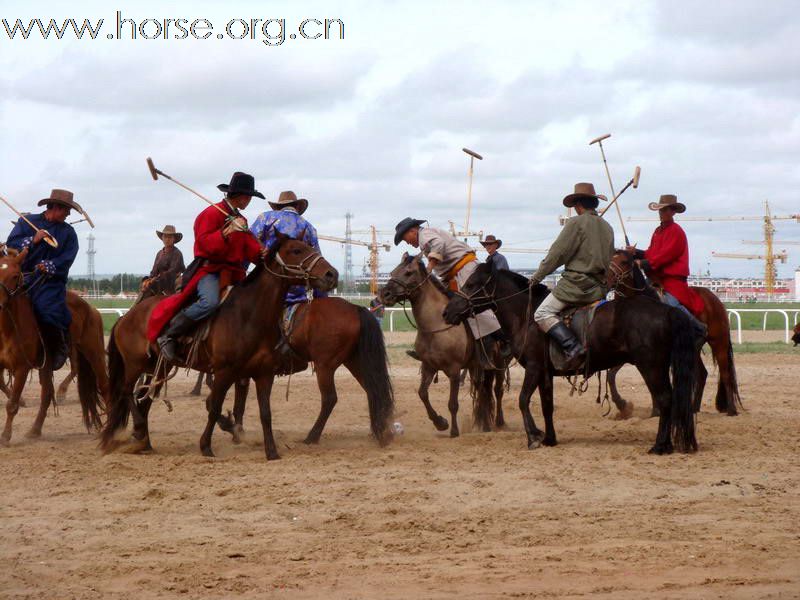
[6,247,18,258]
[401,251,409,262]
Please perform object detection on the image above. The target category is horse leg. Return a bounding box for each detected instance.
[199,373,235,458]
[712,337,739,416]
[494,368,506,429]
[540,373,557,447]
[123,375,154,453]
[447,372,461,438]
[190,371,205,396]
[638,365,673,455]
[519,366,544,449]
[608,366,634,420]
[26,368,56,438]
[254,374,279,460]
[693,357,708,413]
[1,367,29,446]
[231,378,248,443]
[418,363,449,432]
[55,362,77,405]
[304,366,338,444]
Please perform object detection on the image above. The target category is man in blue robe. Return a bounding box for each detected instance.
[6,189,80,369]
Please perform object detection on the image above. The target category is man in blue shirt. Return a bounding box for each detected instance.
[480,235,510,273]
[6,189,81,369]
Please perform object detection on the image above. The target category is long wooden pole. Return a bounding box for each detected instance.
[0,193,58,247]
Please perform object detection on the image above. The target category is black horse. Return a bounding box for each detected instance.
[442,265,698,455]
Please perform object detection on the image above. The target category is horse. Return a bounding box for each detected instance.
[1,248,104,445]
[378,253,509,438]
[100,236,389,459]
[792,323,800,346]
[442,264,698,454]
[606,250,742,417]
[215,296,396,447]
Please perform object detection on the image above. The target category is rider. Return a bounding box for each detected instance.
[480,235,510,273]
[151,172,264,361]
[250,191,327,359]
[5,189,80,370]
[394,218,511,368]
[627,194,706,338]
[530,183,615,369]
[141,224,185,297]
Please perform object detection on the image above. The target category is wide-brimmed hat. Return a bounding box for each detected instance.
[37,189,84,212]
[562,182,607,209]
[648,194,686,213]
[217,172,265,200]
[480,234,502,249]
[394,217,426,246]
[156,224,183,243]
[268,190,308,215]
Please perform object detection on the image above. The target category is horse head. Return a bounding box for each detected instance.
[607,249,651,298]
[0,247,27,309]
[266,232,338,292]
[379,252,427,306]
[443,263,495,325]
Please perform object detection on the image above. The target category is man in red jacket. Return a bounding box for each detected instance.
[627,194,706,336]
[149,172,264,361]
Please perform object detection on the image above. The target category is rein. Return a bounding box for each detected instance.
[608,258,647,297]
[386,272,459,334]
[0,270,47,370]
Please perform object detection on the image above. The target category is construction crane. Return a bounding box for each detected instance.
[318,230,391,295]
[627,200,799,295]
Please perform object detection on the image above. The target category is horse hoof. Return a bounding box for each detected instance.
[648,444,673,455]
[614,401,635,420]
[120,437,152,454]
[433,417,449,431]
[527,438,542,450]
[0,437,9,448]
[201,447,215,458]
[25,429,42,439]
[542,436,557,447]
[232,425,245,445]
[266,452,281,461]
[302,436,320,445]
[449,428,460,438]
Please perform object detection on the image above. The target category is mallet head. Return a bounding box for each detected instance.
[632,166,641,188]
[462,147,483,160]
[146,157,159,181]
[589,133,611,145]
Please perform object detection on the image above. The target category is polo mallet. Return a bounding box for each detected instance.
[462,148,483,236]
[590,133,630,245]
[68,210,96,228]
[600,166,641,219]
[0,193,58,247]
[146,157,237,219]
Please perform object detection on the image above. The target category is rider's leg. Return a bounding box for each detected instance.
[158,273,220,362]
[534,293,584,367]
[662,292,707,340]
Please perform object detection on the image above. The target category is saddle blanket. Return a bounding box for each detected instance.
[549,299,607,372]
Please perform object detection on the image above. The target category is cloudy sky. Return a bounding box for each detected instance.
[1,0,798,279]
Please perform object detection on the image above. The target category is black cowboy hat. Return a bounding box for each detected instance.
[394,217,426,246]
[217,171,265,200]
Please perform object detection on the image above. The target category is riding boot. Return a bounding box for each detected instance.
[475,335,498,370]
[42,325,69,370]
[406,349,422,361]
[547,322,585,370]
[492,330,513,361]
[157,312,195,363]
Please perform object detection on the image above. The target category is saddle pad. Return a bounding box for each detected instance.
[281,303,302,339]
[549,300,607,372]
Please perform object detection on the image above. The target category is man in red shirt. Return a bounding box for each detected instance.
[148,172,264,361]
[628,194,706,337]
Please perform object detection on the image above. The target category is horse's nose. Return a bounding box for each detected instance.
[324,267,338,287]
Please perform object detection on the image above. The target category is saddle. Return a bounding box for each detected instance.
[274,303,309,377]
[548,300,606,372]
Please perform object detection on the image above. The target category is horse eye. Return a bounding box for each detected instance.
[293,248,302,255]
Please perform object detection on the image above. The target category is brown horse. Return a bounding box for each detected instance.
[792,323,800,346]
[1,248,104,445]
[607,250,742,417]
[378,253,508,438]
[217,297,396,448]
[100,236,390,459]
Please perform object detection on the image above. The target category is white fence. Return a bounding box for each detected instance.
[726,308,800,344]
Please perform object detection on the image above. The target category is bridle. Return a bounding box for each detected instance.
[607,255,646,297]
[0,268,24,311]
[264,248,325,283]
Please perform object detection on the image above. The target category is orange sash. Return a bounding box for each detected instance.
[446,253,477,291]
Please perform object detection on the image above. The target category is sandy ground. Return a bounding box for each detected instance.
[1,341,799,599]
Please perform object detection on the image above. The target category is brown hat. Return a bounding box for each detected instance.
[480,234,502,249]
[562,183,607,209]
[156,224,183,243]
[648,194,686,213]
[37,189,84,213]
[268,190,308,215]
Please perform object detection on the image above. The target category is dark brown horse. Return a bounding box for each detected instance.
[101,236,391,459]
[792,323,800,346]
[606,250,742,417]
[1,248,104,445]
[378,253,508,438]
[217,297,396,448]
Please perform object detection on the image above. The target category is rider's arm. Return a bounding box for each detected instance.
[6,217,34,251]
[644,226,684,270]
[426,257,439,273]
[45,228,79,277]
[529,219,578,283]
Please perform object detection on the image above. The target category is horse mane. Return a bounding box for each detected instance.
[496,267,550,300]
[408,254,450,296]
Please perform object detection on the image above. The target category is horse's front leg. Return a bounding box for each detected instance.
[608,365,634,420]
[638,366,673,455]
[231,377,248,443]
[1,366,30,446]
[447,372,460,438]
[199,372,235,458]
[519,365,544,449]
[27,368,55,438]
[494,368,506,429]
[254,374,278,460]
[418,363,448,432]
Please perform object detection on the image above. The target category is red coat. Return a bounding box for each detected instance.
[147,202,262,341]
[644,221,704,317]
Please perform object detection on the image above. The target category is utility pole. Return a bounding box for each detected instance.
[87,233,97,296]
[344,212,354,293]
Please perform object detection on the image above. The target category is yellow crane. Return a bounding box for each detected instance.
[628,200,799,295]
[318,230,391,295]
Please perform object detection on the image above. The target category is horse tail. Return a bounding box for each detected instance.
[75,347,103,433]
[469,362,495,432]
[100,324,129,450]
[712,327,743,415]
[669,308,698,452]
[355,306,394,445]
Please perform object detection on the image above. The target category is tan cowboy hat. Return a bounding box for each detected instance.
[480,234,502,249]
[37,189,84,213]
[648,194,686,213]
[269,190,308,215]
[562,182,607,208]
[156,224,183,243]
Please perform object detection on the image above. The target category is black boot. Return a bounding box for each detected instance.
[406,349,421,361]
[157,312,196,363]
[548,322,585,370]
[43,325,70,370]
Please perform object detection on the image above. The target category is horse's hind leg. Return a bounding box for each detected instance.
[190,371,205,396]
[540,373,557,447]
[519,365,544,449]
[254,374,279,460]
[199,372,235,458]
[55,356,78,405]
[418,363,448,432]
[608,366,634,420]
[26,368,56,438]
[1,367,30,446]
[693,357,707,413]
[494,369,506,429]
[305,366,338,444]
[712,337,739,416]
[231,378,248,443]
[447,372,461,437]
[637,365,673,455]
